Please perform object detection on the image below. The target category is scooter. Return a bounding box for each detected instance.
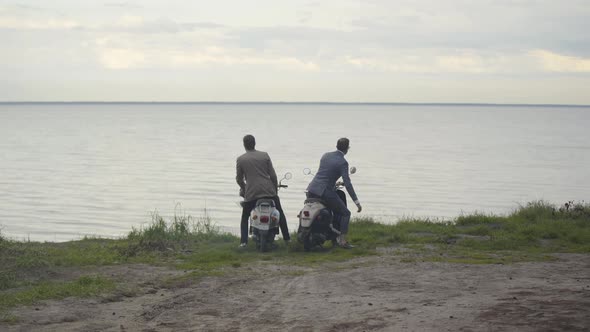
[297,167,356,251]
[248,172,292,252]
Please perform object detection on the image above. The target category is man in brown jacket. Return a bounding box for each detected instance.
[236,134,290,247]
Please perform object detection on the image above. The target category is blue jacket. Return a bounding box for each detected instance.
[306,150,359,202]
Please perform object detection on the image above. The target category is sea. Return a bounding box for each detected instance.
[0,103,588,242]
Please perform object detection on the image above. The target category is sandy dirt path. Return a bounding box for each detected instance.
[3,253,590,331]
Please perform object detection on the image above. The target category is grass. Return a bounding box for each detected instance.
[126,208,231,254]
[0,200,589,314]
[0,275,115,311]
[350,201,590,254]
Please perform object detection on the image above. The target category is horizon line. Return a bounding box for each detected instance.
[1,101,589,107]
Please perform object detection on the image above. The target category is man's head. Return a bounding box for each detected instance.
[243,134,256,151]
[336,137,350,154]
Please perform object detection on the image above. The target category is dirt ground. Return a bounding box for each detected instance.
[3,253,590,332]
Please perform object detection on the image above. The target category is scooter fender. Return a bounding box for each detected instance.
[300,218,313,228]
[250,219,270,231]
[298,201,326,228]
[250,205,276,231]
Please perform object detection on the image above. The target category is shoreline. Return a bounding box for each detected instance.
[2,101,590,107]
[1,201,589,330]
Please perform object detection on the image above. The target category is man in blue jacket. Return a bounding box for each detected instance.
[306,137,362,248]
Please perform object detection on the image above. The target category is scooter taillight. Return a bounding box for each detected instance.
[260,216,269,223]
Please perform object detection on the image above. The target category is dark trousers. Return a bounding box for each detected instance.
[240,196,290,244]
[308,190,351,234]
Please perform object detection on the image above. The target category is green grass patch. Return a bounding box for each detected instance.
[125,208,234,255]
[0,313,19,324]
[0,239,135,290]
[420,246,556,265]
[456,212,501,226]
[0,276,114,311]
[0,200,588,312]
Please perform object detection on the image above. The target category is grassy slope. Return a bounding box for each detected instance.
[0,200,589,317]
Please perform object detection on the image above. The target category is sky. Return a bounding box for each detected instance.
[1,0,589,104]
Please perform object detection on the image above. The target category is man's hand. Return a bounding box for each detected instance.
[239,188,245,197]
[354,200,362,213]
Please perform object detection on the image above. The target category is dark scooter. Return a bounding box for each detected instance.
[297,167,356,251]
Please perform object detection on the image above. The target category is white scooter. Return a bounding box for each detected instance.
[248,172,292,252]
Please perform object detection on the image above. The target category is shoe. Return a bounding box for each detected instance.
[337,234,354,249]
[339,242,354,249]
[239,243,247,248]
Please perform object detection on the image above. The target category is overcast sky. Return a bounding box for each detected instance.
[1,0,589,103]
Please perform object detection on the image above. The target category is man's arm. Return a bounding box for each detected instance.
[236,158,246,196]
[267,153,278,189]
[340,160,362,212]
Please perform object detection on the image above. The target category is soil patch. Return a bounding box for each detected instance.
[2,254,589,331]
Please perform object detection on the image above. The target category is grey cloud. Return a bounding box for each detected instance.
[106,19,225,34]
[226,18,590,62]
[180,22,225,30]
[13,4,45,11]
[226,25,348,49]
[104,2,143,9]
[347,0,590,55]
[0,3,50,13]
[296,10,313,24]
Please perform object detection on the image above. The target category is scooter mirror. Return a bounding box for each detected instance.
[303,168,312,175]
[284,172,292,180]
[350,166,357,174]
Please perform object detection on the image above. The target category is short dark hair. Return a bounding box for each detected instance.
[336,137,349,152]
[243,134,256,150]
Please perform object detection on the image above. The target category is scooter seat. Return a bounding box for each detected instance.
[256,198,276,207]
[304,197,326,205]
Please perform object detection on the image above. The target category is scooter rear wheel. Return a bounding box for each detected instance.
[304,241,312,251]
[260,232,268,252]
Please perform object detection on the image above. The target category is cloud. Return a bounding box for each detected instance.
[531,50,590,73]
[106,15,224,34]
[96,43,319,71]
[115,15,144,28]
[96,42,560,76]
[107,16,226,35]
[342,50,531,74]
[104,2,143,9]
[296,10,313,24]
[8,4,46,12]
[171,50,320,71]
[342,49,590,75]
[0,12,222,34]
[434,56,485,74]
[2,0,590,103]
[98,48,146,69]
[181,22,225,29]
[0,17,80,29]
[347,1,590,56]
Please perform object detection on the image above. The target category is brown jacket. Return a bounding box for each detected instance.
[236,150,278,202]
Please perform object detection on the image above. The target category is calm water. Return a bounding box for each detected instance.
[1,103,589,242]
